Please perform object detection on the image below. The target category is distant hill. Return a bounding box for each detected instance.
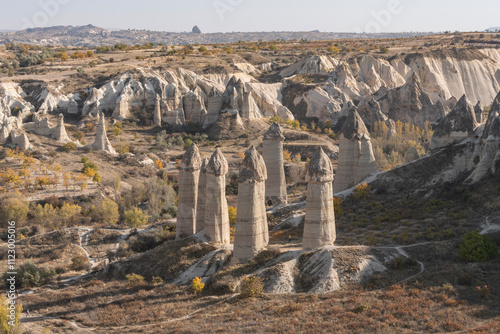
[486,27,500,32]
[0,24,431,47]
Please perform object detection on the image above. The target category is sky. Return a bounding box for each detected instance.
[1,0,499,33]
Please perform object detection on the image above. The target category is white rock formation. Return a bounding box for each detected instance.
[233,146,269,261]
[377,73,445,127]
[177,144,202,239]
[68,99,79,114]
[23,113,72,143]
[113,92,131,119]
[430,95,479,150]
[204,149,230,244]
[10,131,32,150]
[294,87,342,123]
[280,55,338,77]
[303,148,336,250]
[154,95,162,126]
[262,122,287,206]
[88,112,117,155]
[468,93,500,182]
[334,107,378,193]
[183,90,207,124]
[53,114,72,143]
[0,106,20,143]
[196,158,209,233]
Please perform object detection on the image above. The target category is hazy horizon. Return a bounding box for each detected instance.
[0,0,498,34]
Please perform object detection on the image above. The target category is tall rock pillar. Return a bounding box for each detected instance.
[233,146,268,261]
[90,112,117,155]
[262,122,287,206]
[154,95,162,126]
[54,113,72,143]
[303,147,336,250]
[196,158,209,233]
[177,144,201,239]
[204,149,230,244]
[333,107,378,193]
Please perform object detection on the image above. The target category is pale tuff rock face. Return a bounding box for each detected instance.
[340,105,370,141]
[294,86,342,123]
[356,98,388,127]
[263,122,285,141]
[306,147,334,183]
[238,146,268,183]
[279,55,338,77]
[68,99,79,114]
[177,144,202,239]
[430,95,479,150]
[89,112,117,155]
[54,114,72,143]
[10,131,31,150]
[263,123,287,206]
[334,107,378,193]
[303,148,336,250]
[379,73,446,127]
[180,143,202,171]
[207,148,229,176]
[196,158,209,233]
[481,92,500,142]
[233,146,269,261]
[467,94,500,183]
[204,149,230,244]
[154,95,162,126]
[183,91,207,125]
[22,113,73,144]
[113,93,131,120]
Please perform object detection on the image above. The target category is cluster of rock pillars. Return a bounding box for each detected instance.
[176,108,378,261]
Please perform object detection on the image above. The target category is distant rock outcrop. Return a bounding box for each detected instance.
[280,55,338,77]
[378,73,446,127]
[333,106,378,193]
[192,26,202,34]
[468,92,500,182]
[430,95,479,150]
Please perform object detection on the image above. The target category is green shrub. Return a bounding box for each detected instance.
[353,183,371,200]
[90,198,120,224]
[239,276,264,298]
[458,231,498,262]
[184,138,193,149]
[62,142,77,152]
[71,255,90,271]
[126,273,146,285]
[14,262,55,288]
[152,276,164,286]
[123,208,148,228]
[81,161,98,174]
